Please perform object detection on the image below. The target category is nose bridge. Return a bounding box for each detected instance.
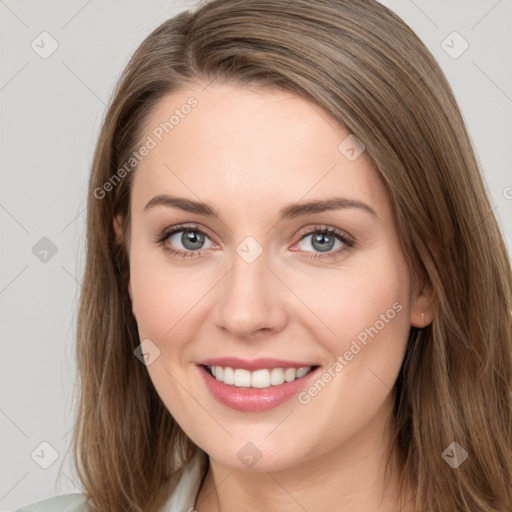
[215,236,286,336]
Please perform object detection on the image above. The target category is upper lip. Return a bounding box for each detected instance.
[198,357,318,371]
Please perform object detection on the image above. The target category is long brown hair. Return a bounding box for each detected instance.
[71,1,512,510]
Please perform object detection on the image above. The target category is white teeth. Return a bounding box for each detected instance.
[270,368,285,385]
[284,368,296,382]
[251,369,271,388]
[233,369,251,387]
[208,365,313,388]
[223,366,235,385]
[296,367,310,378]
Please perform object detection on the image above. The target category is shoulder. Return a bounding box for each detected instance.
[13,493,87,512]
[13,452,207,512]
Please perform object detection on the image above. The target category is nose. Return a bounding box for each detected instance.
[214,250,288,339]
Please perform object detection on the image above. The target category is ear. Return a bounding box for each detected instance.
[113,214,124,246]
[409,282,434,328]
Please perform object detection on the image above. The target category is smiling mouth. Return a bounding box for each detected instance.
[202,364,320,389]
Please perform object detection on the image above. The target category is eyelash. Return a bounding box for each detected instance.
[154,223,355,261]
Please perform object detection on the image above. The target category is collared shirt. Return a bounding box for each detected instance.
[13,453,205,512]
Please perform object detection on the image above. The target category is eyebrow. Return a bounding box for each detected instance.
[143,194,378,220]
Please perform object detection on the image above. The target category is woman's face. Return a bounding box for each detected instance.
[117,81,429,471]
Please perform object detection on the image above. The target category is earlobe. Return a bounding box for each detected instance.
[410,286,435,328]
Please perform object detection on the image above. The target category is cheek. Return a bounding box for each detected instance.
[288,252,411,444]
[129,245,209,341]
[297,248,412,374]
[130,266,172,340]
[337,277,407,350]
[128,245,225,417]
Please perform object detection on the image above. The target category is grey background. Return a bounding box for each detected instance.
[1,1,511,510]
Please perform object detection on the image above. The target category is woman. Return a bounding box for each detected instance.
[16,0,512,511]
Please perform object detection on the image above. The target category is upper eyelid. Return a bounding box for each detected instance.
[163,223,216,242]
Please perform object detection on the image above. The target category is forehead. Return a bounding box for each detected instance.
[130,82,387,220]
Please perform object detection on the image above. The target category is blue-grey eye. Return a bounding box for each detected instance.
[298,230,345,254]
[168,229,212,251]
[310,232,336,252]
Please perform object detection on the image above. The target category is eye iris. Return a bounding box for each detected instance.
[312,232,335,252]
[182,230,204,250]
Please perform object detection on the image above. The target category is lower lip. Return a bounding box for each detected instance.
[197,364,320,412]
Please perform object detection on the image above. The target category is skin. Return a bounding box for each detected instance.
[114,81,433,512]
